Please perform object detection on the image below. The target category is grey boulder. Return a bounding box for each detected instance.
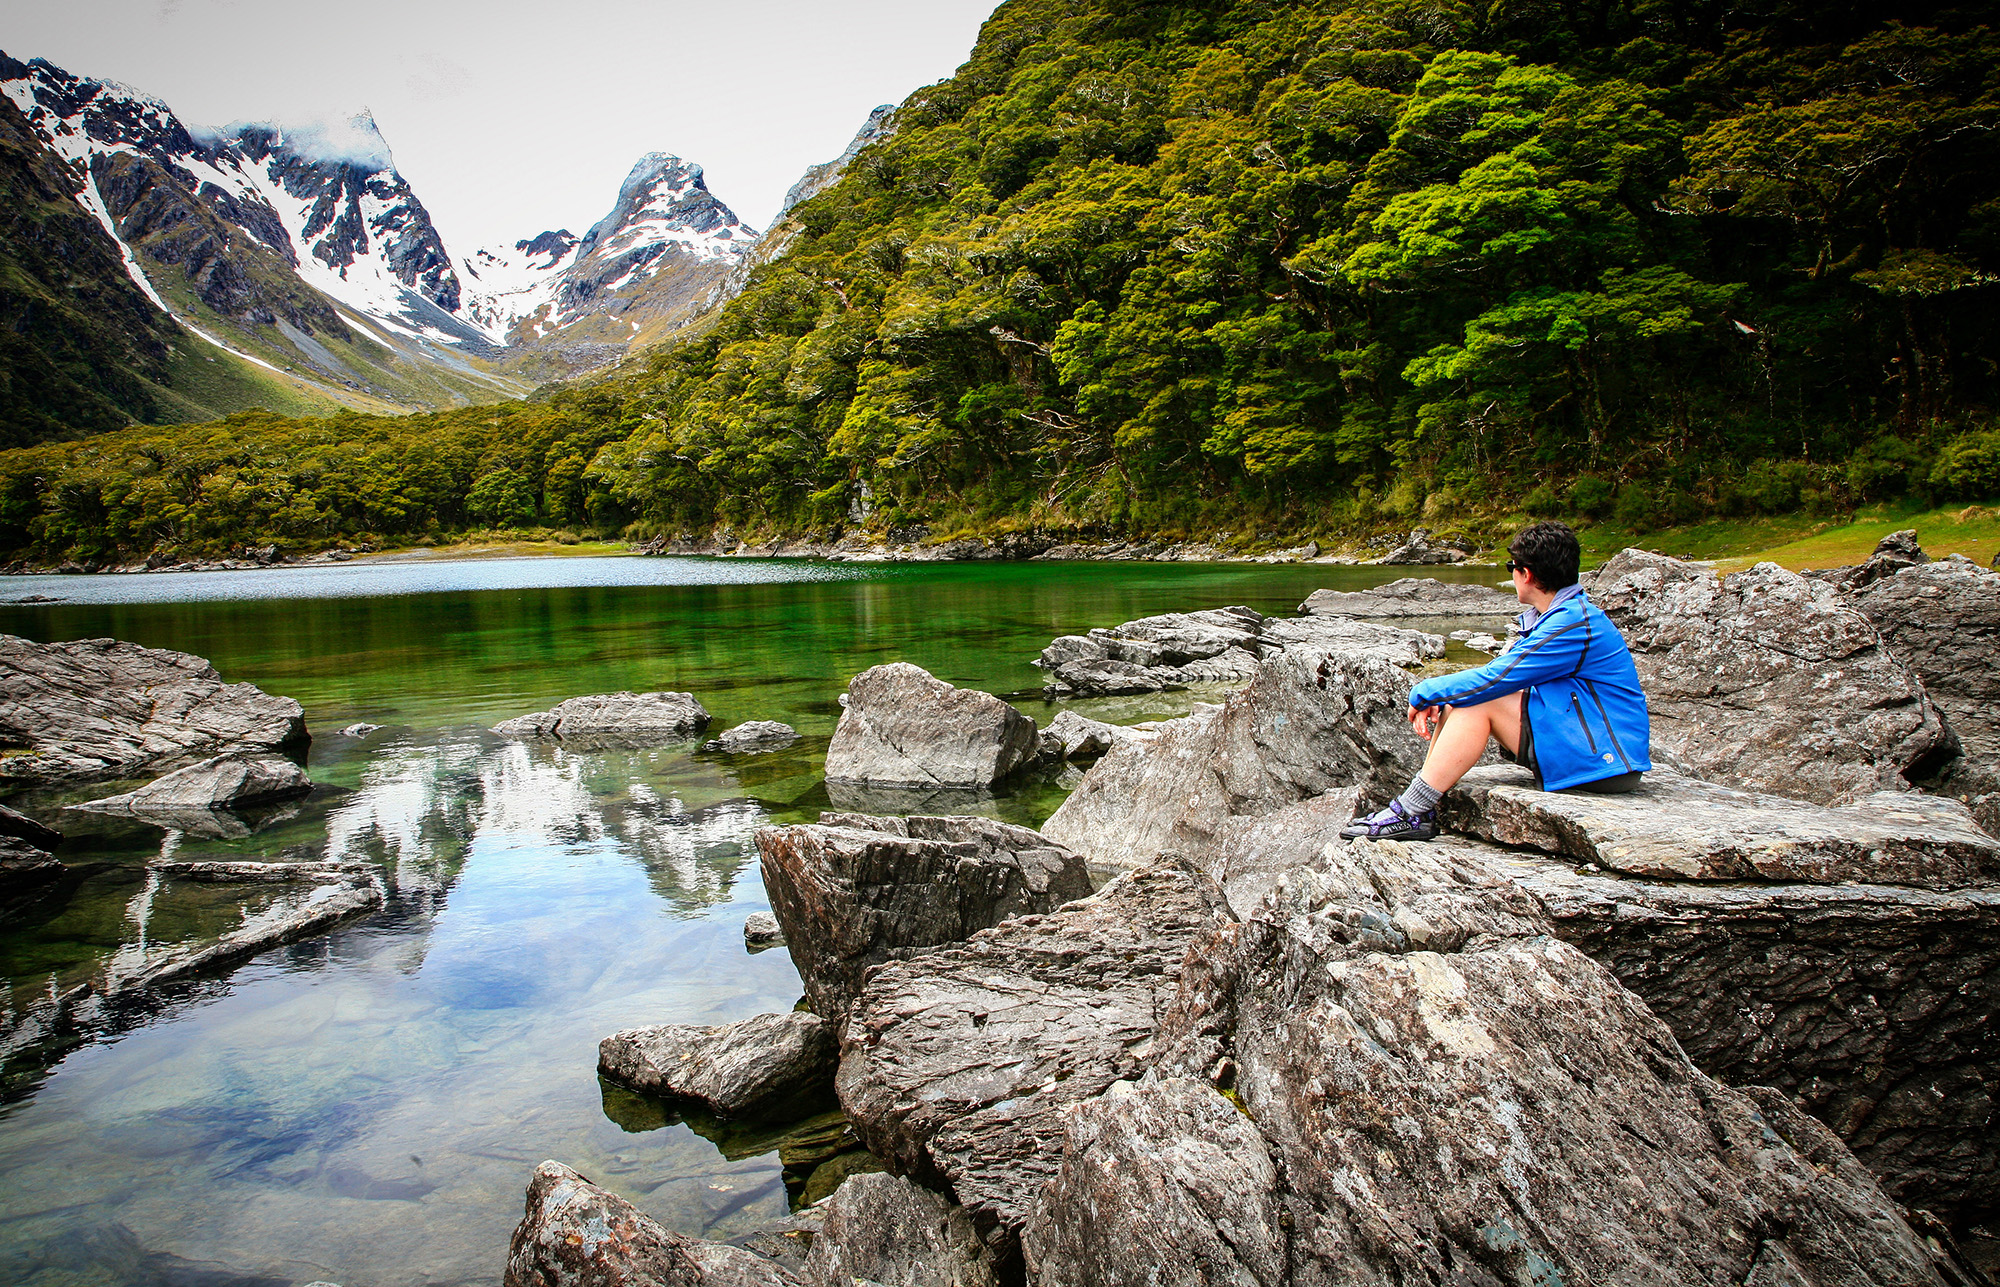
[1367,527,1470,564]
[0,634,307,786]
[1300,575,1517,618]
[704,721,800,754]
[1848,554,2000,764]
[824,663,1039,787]
[69,754,312,816]
[493,691,711,744]
[835,859,1230,1253]
[1035,605,1441,697]
[799,1171,998,1287]
[1040,650,1424,872]
[1499,851,2000,1228]
[504,1160,795,1287]
[598,1011,836,1118]
[1042,709,1144,761]
[1444,763,1999,887]
[1808,528,1931,591]
[1587,550,1953,804]
[755,813,1091,1025]
[1139,835,1958,1286]
[743,911,784,950]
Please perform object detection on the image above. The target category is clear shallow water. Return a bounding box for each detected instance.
[0,555,1503,1287]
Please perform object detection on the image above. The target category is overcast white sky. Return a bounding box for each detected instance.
[2,0,997,251]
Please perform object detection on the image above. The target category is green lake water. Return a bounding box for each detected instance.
[0,554,1504,1287]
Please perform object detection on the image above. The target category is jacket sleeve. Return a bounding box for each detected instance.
[1408,612,1592,709]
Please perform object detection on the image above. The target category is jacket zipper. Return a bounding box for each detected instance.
[1582,679,1634,772]
[1570,694,1599,753]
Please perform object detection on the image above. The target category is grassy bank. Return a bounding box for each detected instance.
[1568,503,2000,573]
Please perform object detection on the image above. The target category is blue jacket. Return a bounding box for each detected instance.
[1409,587,1652,791]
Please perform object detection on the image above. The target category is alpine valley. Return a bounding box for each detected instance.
[0,49,877,442]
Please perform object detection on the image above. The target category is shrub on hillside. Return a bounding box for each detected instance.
[1930,430,2000,499]
[1567,475,1614,518]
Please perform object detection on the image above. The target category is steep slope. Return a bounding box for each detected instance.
[463,155,756,376]
[0,53,529,417]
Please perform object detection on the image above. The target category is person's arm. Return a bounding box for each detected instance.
[1410,610,1593,709]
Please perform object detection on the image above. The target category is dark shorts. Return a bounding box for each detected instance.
[1498,692,1642,794]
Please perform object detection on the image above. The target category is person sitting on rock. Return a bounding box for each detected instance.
[1342,519,1652,841]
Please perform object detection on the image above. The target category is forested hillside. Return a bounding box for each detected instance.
[5,0,1999,561]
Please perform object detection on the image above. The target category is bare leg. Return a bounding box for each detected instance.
[1418,695,1522,794]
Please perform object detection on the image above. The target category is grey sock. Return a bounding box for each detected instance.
[1395,774,1443,815]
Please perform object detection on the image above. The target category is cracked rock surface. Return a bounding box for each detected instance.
[823,663,1040,787]
[1040,650,1425,871]
[800,1171,998,1287]
[756,813,1091,1025]
[1444,763,1999,887]
[0,634,307,786]
[493,691,711,745]
[835,859,1229,1254]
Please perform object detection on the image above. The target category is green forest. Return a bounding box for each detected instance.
[5,0,2000,562]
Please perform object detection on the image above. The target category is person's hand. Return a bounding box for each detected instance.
[1408,705,1448,741]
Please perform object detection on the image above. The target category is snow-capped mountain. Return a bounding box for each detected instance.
[0,51,519,410]
[462,154,755,357]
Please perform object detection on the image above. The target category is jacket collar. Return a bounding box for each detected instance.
[1519,581,1585,632]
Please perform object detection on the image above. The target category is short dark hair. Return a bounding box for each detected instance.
[1509,521,1580,591]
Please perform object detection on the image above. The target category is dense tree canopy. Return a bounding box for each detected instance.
[4,0,1998,560]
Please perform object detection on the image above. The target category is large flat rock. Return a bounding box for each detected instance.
[493,691,711,745]
[1040,650,1424,871]
[1035,605,1441,697]
[1587,551,1953,805]
[1502,851,2000,1229]
[1129,835,1959,1286]
[756,813,1091,1025]
[0,634,307,786]
[69,753,312,816]
[823,663,1040,787]
[835,860,1230,1253]
[1444,764,1999,887]
[1299,576,1518,618]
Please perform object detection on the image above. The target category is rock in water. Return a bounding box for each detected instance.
[755,813,1091,1024]
[703,721,800,753]
[337,723,382,738]
[69,754,312,816]
[1116,837,1957,1286]
[0,802,62,849]
[1035,606,1441,697]
[1040,651,1423,871]
[823,664,1039,787]
[599,1011,836,1118]
[1587,550,1953,804]
[504,1160,794,1287]
[1042,709,1143,761]
[1021,1077,1286,1287]
[0,634,307,786]
[493,692,711,744]
[800,1171,999,1287]
[743,911,784,950]
[835,860,1230,1252]
[1444,764,1998,887]
[1300,576,1517,618]
[1500,851,2000,1229]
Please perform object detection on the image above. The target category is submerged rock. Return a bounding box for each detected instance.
[704,721,800,753]
[835,860,1230,1253]
[1040,651,1423,871]
[0,634,307,786]
[152,860,362,883]
[504,1160,794,1287]
[1445,763,1999,887]
[0,836,65,907]
[69,754,312,816]
[337,722,382,738]
[1587,550,1953,804]
[1300,576,1517,618]
[824,663,1040,787]
[1501,850,2000,1229]
[493,691,711,744]
[756,813,1091,1024]
[801,1171,999,1287]
[1035,605,1441,697]
[599,1011,837,1119]
[1127,836,1959,1287]
[0,801,62,850]
[110,871,382,992]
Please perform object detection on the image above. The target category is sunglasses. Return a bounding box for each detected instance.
[1506,560,1524,574]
